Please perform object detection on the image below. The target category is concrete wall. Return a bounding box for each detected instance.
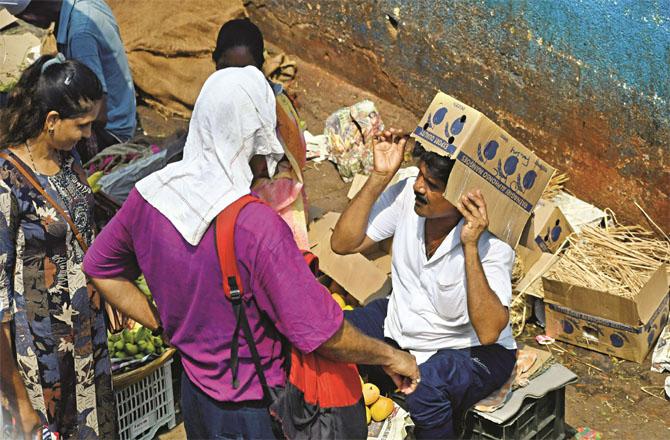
[248,0,669,228]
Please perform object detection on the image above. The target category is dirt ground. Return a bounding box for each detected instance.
[142,52,669,440]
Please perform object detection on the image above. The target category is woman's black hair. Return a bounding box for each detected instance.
[413,141,457,184]
[0,54,103,147]
[212,18,265,69]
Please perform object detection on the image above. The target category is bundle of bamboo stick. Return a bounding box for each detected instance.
[542,172,569,200]
[546,222,669,298]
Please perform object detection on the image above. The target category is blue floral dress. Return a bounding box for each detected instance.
[0,151,116,438]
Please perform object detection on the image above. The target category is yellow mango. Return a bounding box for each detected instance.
[362,382,380,406]
[370,396,394,422]
[331,293,346,309]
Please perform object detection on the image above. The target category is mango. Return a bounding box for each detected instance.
[362,383,380,406]
[343,305,354,311]
[366,406,371,424]
[331,293,346,309]
[122,329,135,344]
[114,340,125,351]
[370,396,394,422]
[145,342,155,354]
[125,343,139,355]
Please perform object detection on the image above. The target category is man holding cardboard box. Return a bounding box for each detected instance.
[332,130,517,438]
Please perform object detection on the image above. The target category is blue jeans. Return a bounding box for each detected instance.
[346,298,516,439]
[180,372,278,439]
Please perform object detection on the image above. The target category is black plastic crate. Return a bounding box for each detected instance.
[463,387,566,440]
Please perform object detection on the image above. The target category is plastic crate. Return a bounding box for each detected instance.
[463,387,566,440]
[114,358,176,440]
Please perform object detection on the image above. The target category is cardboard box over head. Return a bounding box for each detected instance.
[543,264,669,363]
[410,92,555,248]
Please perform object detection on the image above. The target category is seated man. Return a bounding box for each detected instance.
[331,131,517,439]
[15,0,137,160]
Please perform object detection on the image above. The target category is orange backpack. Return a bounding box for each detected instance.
[215,195,366,439]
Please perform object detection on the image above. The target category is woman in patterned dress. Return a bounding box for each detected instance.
[0,54,116,438]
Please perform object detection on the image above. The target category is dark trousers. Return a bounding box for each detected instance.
[346,298,516,439]
[180,371,278,440]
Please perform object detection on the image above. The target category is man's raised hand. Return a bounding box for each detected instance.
[372,128,407,178]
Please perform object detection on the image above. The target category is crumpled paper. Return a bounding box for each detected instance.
[651,324,670,373]
[324,100,384,182]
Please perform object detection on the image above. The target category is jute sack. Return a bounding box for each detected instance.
[108,0,246,118]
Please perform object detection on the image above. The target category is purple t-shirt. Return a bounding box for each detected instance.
[83,189,342,402]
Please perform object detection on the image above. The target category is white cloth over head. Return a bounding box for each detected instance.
[136,66,284,246]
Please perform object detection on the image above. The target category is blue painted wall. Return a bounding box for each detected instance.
[249,0,670,226]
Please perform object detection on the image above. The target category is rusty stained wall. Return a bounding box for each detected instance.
[248,0,670,229]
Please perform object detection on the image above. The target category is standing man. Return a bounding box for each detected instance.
[12,0,136,159]
[83,67,420,439]
[212,18,310,248]
[331,133,517,438]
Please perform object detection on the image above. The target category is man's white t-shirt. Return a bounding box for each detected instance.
[366,177,517,365]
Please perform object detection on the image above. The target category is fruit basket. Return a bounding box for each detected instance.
[114,348,176,440]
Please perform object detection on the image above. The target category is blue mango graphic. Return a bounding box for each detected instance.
[523,170,537,190]
[648,330,656,346]
[450,115,466,135]
[483,141,499,160]
[562,320,574,334]
[504,156,519,176]
[433,107,448,125]
[551,221,562,242]
[610,333,624,348]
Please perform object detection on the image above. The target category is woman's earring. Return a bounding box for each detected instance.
[48,127,55,137]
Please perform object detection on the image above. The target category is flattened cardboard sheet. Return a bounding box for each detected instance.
[308,212,391,305]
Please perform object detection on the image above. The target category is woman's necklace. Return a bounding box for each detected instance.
[24,139,40,173]
[24,140,62,175]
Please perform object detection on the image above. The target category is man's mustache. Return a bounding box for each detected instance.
[414,193,428,205]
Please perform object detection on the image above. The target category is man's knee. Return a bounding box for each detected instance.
[405,381,453,428]
[405,350,475,428]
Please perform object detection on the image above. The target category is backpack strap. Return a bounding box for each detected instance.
[215,194,273,401]
[215,195,322,403]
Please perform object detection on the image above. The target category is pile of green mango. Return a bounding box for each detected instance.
[108,324,164,360]
[135,275,152,300]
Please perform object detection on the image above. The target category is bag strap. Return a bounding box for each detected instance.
[215,194,274,402]
[215,195,322,403]
[0,151,89,252]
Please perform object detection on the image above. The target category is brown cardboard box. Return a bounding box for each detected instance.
[308,212,391,305]
[519,199,573,253]
[543,265,669,363]
[514,245,560,299]
[410,92,555,248]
